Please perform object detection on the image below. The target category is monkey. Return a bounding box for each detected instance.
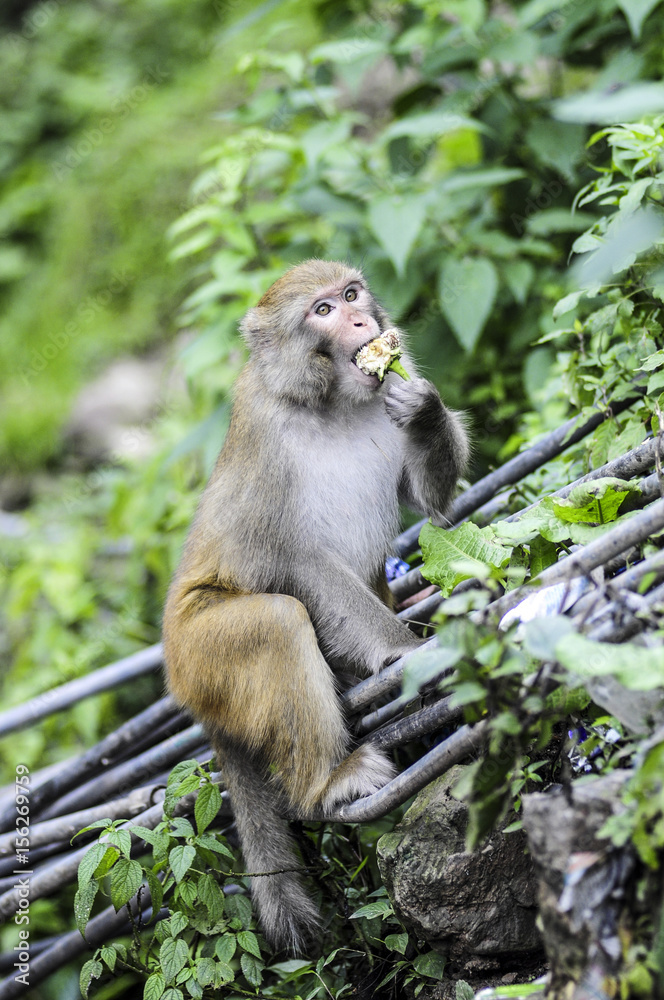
[162,259,469,954]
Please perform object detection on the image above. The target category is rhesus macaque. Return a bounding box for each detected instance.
[163,259,469,953]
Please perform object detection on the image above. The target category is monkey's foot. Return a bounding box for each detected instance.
[319,744,396,815]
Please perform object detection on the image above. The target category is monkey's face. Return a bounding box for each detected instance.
[305,280,384,394]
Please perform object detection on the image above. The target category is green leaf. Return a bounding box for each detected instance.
[529,535,558,576]
[215,935,237,964]
[385,933,408,954]
[647,370,664,394]
[196,833,234,859]
[186,978,204,999]
[413,951,446,980]
[110,858,143,910]
[224,892,252,928]
[556,634,664,690]
[100,944,117,972]
[160,937,189,983]
[552,478,633,524]
[382,111,487,143]
[502,260,534,305]
[167,760,200,788]
[80,958,103,998]
[439,256,498,352]
[72,818,114,840]
[368,195,427,277]
[553,290,584,320]
[195,782,222,835]
[240,952,264,989]
[144,972,166,1000]
[616,0,662,39]
[196,957,216,987]
[420,521,511,595]
[78,842,108,890]
[176,880,197,908]
[198,873,225,922]
[94,845,121,881]
[350,899,393,919]
[170,911,189,937]
[169,818,196,839]
[145,867,164,916]
[74,879,99,936]
[237,930,262,958]
[522,616,576,662]
[128,825,166,848]
[637,350,664,371]
[108,829,132,858]
[553,83,664,124]
[170,845,196,884]
[439,167,525,194]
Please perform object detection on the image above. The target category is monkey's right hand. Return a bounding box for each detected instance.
[384,377,444,435]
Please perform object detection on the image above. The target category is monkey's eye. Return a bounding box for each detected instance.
[316,303,331,316]
[344,287,358,302]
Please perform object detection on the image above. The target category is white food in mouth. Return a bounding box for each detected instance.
[354,329,402,381]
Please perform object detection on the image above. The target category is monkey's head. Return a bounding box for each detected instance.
[240,259,393,407]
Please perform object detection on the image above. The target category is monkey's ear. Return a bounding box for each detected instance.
[240,307,270,352]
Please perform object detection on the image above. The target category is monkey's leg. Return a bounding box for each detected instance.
[165,590,394,814]
[213,735,321,954]
[164,590,394,952]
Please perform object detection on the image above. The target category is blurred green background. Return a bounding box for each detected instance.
[2,0,664,990]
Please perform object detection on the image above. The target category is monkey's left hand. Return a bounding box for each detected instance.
[384,377,444,434]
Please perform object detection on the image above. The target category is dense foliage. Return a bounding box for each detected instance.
[3,0,664,997]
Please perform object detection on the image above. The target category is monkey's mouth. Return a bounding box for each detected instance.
[352,329,403,383]
[350,341,382,384]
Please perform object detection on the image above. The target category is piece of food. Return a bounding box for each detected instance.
[354,328,411,382]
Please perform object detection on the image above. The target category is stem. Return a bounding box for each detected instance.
[387,358,411,381]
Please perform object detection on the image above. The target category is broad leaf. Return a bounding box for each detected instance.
[197,872,225,922]
[215,935,237,964]
[110,859,143,911]
[556,634,664,690]
[385,932,408,954]
[80,959,103,999]
[169,845,196,884]
[240,952,264,990]
[74,879,99,937]
[237,930,262,958]
[160,937,189,983]
[350,899,393,919]
[143,972,165,1000]
[195,782,222,835]
[617,0,662,39]
[412,951,446,980]
[438,256,498,351]
[551,478,633,524]
[420,521,511,594]
[368,195,427,277]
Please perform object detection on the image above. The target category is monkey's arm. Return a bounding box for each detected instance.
[286,553,421,675]
[385,378,469,523]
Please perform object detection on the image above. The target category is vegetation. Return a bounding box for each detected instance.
[2,0,664,997]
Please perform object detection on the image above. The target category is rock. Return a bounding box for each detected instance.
[65,352,180,464]
[521,772,635,999]
[377,765,541,966]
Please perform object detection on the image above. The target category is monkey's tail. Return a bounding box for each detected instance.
[216,735,321,955]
